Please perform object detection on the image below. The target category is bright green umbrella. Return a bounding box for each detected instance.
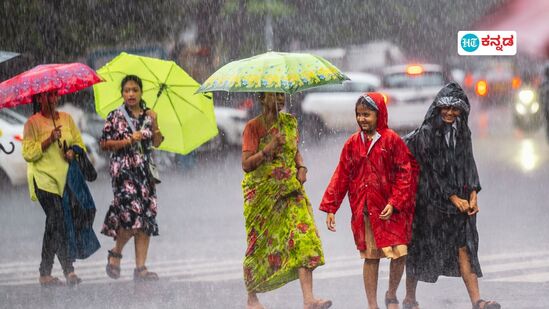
[94,52,218,155]
[196,51,349,94]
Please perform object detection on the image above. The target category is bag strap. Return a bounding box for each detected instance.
[118,105,146,154]
[118,105,137,132]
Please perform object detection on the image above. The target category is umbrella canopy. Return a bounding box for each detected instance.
[0,51,20,64]
[93,52,218,155]
[0,62,102,109]
[196,51,349,94]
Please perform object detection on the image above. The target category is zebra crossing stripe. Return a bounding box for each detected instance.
[0,251,548,286]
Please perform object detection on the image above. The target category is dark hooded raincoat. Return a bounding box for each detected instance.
[320,92,417,251]
[404,82,483,283]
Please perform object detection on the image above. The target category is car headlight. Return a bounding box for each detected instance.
[515,103,527,115]
[518,89,535,104]
[531,102,540,113]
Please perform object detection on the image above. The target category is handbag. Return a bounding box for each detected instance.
[119,106,161,184]
[65,142,97,182]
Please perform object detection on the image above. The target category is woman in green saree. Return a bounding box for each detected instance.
[241,92,331,309]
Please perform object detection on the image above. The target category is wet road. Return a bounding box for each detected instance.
[1,102,548,308]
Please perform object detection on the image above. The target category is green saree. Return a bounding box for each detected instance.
[242,112,324,293]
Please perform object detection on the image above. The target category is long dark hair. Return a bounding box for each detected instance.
[32,95,40,114]
[121,74,147,109]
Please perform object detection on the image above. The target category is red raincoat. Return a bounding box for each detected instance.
[319,93,418,251]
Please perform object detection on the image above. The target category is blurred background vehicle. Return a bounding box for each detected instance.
[299,71,380,138]
[0,109,105,188]
[379,63,448,132]
[199,106,248,151]
[0,109,26,187]
[512,86,542,132]
[464,58,521,106]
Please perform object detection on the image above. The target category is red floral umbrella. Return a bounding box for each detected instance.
[0,62,103,109]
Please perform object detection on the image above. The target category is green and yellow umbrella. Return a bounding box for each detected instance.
[93,52,218,155]
[196,51,349,94]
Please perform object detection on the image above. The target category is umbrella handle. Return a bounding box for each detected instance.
[0,142,15,154]
[49,102,62,148]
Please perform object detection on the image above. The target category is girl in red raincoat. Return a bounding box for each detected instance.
[320,93,418,309]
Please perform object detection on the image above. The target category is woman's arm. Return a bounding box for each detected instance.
[146,110,164,147]
[294,149,307,183]
[242,150,269,172]
[100,138,133,152]
[99,112,135,152]
[319,140,352,214]
[22,120,46,162]
[241,128,283,172]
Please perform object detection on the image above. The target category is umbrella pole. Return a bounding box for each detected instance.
[49,102,62,148]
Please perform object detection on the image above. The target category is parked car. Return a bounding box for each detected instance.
[199,106,248,151]
[300,72,380,135]
[379,63,448,132]
[0,109,105,187]
[0,110,26,187]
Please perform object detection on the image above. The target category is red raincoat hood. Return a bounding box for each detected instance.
[361,92,388,132]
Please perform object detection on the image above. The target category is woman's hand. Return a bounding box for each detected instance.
[297,166,307,184]
[131,131,143,142]
[468,193,479,216]
[450,195,470,213]
[379,204,394,220]
[326,213,336,232]
[50,125,62,141]
[264,131,286,155]
[64,149,75,161]
[146,109,157,121]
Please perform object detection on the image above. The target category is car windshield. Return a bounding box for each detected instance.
[383,72,445,88]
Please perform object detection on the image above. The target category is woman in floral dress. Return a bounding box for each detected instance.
[100,75,164,281]
[241,92,331,309]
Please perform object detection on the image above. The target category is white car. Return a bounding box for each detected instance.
[199,106,248,151]
[301,72,380,132]
[0,110,26,187]
[0,109,105,187]
[380,64,447,131]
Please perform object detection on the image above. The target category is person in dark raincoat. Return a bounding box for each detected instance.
[402,83,500,309]
[320,93,417,309]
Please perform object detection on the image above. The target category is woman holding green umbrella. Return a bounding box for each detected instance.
[241,92,331,309]
[100,75,164,281]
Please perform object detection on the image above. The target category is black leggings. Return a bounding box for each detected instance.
[35,186,74,276]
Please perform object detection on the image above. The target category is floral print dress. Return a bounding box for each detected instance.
[242,113,324,293]
[100,106,159,239]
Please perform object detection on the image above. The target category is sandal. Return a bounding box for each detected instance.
[39,276,65,287]
[304,299,332,309]
[106,249,122,279]
[385,291,399,309]
[65,273,82,287]
[403,299,420,309]
[133,266,159,282]
[473,299,501,309]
